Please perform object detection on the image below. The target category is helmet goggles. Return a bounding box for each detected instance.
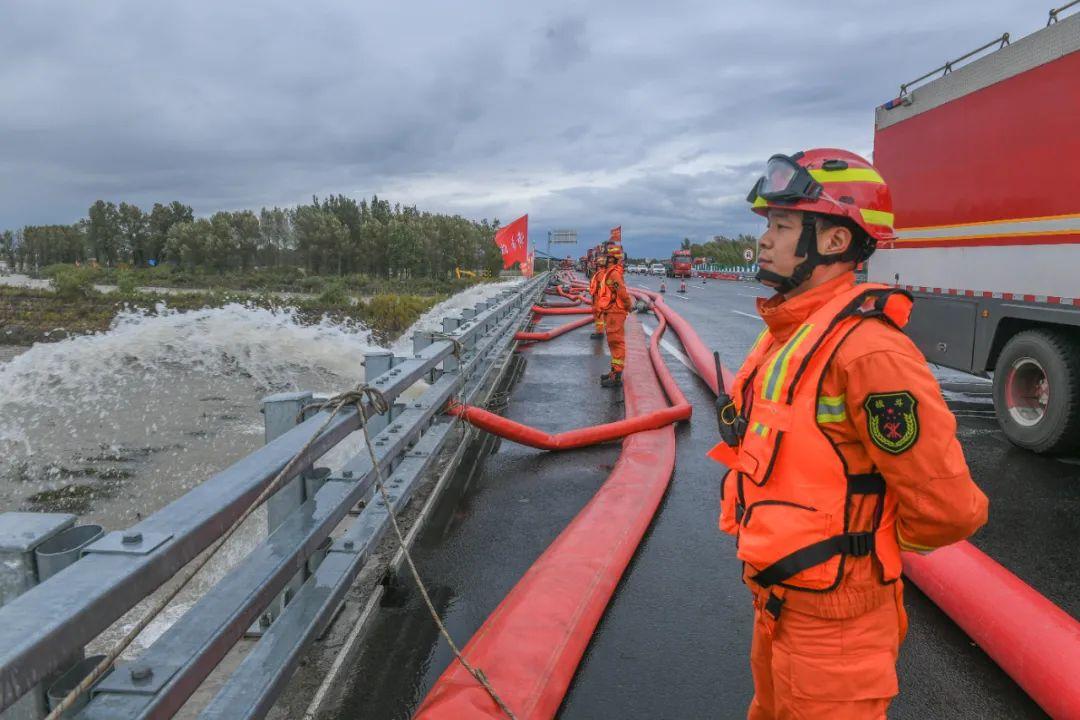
[746,154,825,204]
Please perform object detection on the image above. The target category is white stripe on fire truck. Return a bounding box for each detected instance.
[901,285,1080,307]
[895,214,1080,242]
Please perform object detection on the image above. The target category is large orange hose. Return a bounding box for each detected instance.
[418,318,677,719]
[903,542,1080,719]
[446,401,689,450]
[530,305,592,315]
[514,316,593,342]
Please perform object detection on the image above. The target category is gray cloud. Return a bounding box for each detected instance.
[0,0,1045,259]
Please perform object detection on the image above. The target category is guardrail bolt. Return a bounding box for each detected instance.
[130,665,153,682]
[343,470,354,478]
[343,540,355,550]
[122,531,142,545]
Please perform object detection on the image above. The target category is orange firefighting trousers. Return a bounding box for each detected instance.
[747,584,908,720]
[604,310,627,373]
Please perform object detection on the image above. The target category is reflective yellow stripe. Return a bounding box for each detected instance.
[761,324,813,402]
[816,394,847,424]
[861,208,894,227]
[752,195,768,209]
[809,168,884,184]
[897,527,936,554]
[749,327,770,354]
[751,421,769,438]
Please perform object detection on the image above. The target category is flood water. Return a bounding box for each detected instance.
[0,280,521,655]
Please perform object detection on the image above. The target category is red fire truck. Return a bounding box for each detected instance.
[669,249,693,278]
[869,12,1080,453]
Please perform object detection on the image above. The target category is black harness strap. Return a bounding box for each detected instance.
[751,532,875,588]
[847,473,885,494]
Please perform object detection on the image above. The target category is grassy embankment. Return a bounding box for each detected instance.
[0,265,481,345]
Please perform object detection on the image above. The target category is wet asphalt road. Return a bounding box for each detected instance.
[338,276,1078,719]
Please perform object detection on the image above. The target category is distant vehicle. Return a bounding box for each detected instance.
[870,16,1080,454]
[669,249,693,278]
[631,264,647,274]
[649,263,665,276]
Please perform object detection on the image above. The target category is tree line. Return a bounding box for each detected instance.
[679,235,759,266]
[0,196,506,278]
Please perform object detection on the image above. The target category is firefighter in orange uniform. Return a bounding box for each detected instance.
[597,242,632,387]
[589,248,609,339]
[708,149,989,719]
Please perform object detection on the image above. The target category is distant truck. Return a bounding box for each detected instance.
[869,14,1080,453]
[669,249,693,278]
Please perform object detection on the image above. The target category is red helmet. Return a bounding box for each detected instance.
[747,148,895,245]
[746,148,894,291]
[606,243,624,261]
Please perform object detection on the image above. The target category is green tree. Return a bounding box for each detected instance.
[207,212,239,272]
[117,203,150,266]
[0,230,14,269]
[258,207,293,267]
[231,210,260,270]
[87,201,121,265]
[164,219,211,268]
[148,202,193,264]
[293,206,347,274]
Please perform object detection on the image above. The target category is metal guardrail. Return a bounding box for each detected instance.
[0,274,546,719]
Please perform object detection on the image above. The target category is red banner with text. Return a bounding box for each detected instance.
[494,214,529,270]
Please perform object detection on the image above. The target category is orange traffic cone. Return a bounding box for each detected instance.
[679,280,687,293]
[659,281,666,294]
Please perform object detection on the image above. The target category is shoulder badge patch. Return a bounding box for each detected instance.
[864,391,919,454]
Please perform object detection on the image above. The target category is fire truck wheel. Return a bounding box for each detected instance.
[992,329,1080,454]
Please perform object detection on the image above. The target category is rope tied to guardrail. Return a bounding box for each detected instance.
[43,385,369,720]
[350,384,518,720]
[46,380,515,719]
[426,331,465,360]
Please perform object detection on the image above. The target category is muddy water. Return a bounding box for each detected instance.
[0,280,522,529]
[0,279,522,658]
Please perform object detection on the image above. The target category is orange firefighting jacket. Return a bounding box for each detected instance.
[589,265,608,311]
[711,272,988,618]
[596,265,631,314]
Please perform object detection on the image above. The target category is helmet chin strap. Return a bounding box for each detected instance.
[755,213,819,294]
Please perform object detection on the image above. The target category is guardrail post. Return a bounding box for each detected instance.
[0,512,77,720]
[257,391,313,632]
[412,331,432,355]
[441,318,461,373]
[364,351,394,436]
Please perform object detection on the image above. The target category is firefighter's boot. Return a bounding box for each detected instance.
[600,371,623,388]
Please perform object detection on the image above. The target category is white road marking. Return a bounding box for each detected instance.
[738,293,767,299]
[730,310,762,321]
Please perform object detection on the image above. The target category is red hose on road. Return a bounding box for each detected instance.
[530,305,592,315]
[514,316,593,342]
[417,318,678,720]
[446,401,689,450]
[554,285,587,302]
[629,286,735,394]
[903,542,1080,719]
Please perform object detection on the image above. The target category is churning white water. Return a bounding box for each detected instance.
[0,279,521,657]
[0,279,522,528]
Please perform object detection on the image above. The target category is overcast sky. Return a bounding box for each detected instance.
[0,1,1049,259]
